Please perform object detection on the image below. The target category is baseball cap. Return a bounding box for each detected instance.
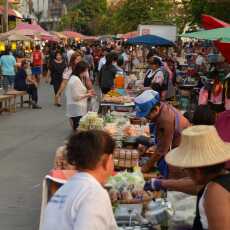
[134,90,160,118]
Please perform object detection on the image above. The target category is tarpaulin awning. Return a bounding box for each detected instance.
[127,34,174,46]
[180,27,230,42]
[0,6,22,18]
[202,14,230,30]
[63,31,85,39]
[12,22,59,42]
[0,33,33,41]
[63,31,98,40]
[201,15,230,64]
[50,31,68,39]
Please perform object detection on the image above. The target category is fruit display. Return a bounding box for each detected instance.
[123,125,150,137]
[113,148,139,169]
[104,123,118,136]
[79,112,104,131]
[107,89,122,97]
[106,169,155,204]
[103,95,133,104]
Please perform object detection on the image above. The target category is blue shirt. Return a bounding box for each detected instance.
[0,54,16,76]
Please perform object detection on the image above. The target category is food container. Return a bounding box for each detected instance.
[115,72,125,89]
[113,148,140,169]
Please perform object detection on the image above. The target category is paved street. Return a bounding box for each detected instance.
[0,83,70,230]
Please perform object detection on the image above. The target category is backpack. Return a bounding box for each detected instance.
[33,51,42,66]
[144,69,161,87]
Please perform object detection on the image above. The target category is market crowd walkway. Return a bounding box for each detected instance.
[0,83,70,230]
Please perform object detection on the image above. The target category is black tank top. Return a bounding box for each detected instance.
[192,173,230,230]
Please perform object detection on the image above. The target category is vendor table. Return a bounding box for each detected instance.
[0,94,15,113]
[6,90,31,111]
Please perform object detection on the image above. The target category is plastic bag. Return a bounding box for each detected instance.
[167,191,196,230]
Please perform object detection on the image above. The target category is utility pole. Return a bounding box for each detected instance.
[4,0,9,32]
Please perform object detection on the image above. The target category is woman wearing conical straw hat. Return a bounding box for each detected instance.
[165,125,230,230]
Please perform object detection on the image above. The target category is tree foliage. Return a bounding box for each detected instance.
[59,0,230,35]
[59,0,107,35]
[108,0,173,34]
[190,0,230,25]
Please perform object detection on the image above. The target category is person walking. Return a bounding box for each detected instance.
[99,52,118,94]
[49,51,66,106]
[32,45,43,84]
[0,47,16,92]
[56,51,83,99]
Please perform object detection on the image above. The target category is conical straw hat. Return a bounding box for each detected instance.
[165,125,230,168]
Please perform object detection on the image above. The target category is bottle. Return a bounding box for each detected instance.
[114,71,125,89]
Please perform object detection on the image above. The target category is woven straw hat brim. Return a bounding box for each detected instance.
[165,125,230,168]
[165,143,230,168]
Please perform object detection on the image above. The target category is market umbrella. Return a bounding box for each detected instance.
[202,14,230,30]
[126,34,174,46]
[121,31,138,40]
[181,27,230,43]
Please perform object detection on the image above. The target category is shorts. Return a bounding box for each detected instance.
[32,66,42,75]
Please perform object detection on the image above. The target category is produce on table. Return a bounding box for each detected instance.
[107,89,122,97]
[106,168,154,203]
[79,112,104,131]
[103,95,133,104]
[123,125,150,137]
[104,123,118,136]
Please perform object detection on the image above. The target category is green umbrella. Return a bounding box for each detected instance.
[181,27,230,42]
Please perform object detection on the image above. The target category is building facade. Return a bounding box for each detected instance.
[20,0,80,30]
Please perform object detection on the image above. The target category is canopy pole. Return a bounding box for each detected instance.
[4,0,8,32]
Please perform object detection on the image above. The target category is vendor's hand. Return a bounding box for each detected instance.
[142,163,153,173]
[145,146,156,157]
[144,179,162,191]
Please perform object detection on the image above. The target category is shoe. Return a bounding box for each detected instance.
[32,104,42,109]
[54,103,62,107]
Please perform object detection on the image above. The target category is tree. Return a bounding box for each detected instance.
[106,0,175,34]
[190,0,230,25]
[71,0,107,35]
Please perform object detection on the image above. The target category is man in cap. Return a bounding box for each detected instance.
[135,90,190,177]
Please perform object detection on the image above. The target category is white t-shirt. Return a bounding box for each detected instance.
[152,68,164,85]
[196,55,205,66]
[65,75,88,117]
[67,49,75,64]
[98,56,106,72]
[63,67,72,80]
[41,172,117,230]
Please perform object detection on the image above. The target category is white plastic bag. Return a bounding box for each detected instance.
[167,191,196,230]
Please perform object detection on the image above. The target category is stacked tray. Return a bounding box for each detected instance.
[113,148,139,169]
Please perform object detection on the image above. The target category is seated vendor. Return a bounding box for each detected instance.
[41,130,117,230]
[134,90,190,178]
